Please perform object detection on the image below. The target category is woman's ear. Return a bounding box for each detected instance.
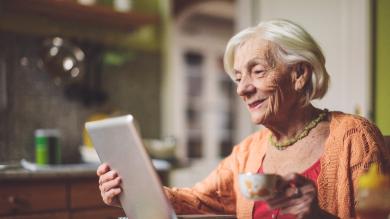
[292,63,311,91]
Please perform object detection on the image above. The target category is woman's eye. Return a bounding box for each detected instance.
[235,78,241,83]
[253,69,265,77]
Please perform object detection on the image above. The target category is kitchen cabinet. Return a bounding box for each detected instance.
[0,164,170,219]
[0,178,125,219]
[0,170,125,219]
[1,212,69,219]
[0,181,67,216]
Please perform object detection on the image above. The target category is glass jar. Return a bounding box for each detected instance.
[356,164,390,219]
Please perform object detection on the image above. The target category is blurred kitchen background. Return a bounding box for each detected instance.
[0,0,389,218]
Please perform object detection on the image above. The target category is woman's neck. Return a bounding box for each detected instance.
[265,104,321,142]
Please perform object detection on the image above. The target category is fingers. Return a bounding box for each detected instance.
[99,174,122,207]
[274,173,308,195]
[96,163,122,207]
[282,173,309,187]
[280,196,314,219]
[97,163,110,176]
[268,191,315,218]
[268,184,316,209]
[99,169,118,185]
[279,195,312,214]
[102,187,122,206]
[99,175,122,193]
[266,173,318,217]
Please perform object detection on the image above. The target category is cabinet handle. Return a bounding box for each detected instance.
[7,196,25,207]
[7,196,16,204]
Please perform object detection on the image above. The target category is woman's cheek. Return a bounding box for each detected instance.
[263,79,283,120]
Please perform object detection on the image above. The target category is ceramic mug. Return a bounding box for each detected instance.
[238,173,281,200]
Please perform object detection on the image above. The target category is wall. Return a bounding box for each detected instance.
[0,33,161,163]
[251,0,372,119]
[376,0,390,135]
[102,52,162,139]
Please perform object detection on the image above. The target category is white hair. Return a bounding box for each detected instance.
[223,19,329,104]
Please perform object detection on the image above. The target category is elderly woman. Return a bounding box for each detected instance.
[97,19,390,219]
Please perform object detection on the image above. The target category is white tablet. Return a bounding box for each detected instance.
[85,115,177,219]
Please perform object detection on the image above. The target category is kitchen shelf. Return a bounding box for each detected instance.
[0,0,158,32]
[0,0,161,50]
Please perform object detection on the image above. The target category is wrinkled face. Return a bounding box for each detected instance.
[233,37,299,125]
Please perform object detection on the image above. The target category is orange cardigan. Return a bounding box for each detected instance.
[164,112,390,218]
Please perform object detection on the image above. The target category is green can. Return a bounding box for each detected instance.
[35,129,61,165]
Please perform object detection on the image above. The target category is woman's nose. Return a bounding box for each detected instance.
[236,78,256,97]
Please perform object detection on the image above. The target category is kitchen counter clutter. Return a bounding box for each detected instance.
[0,160,171,219]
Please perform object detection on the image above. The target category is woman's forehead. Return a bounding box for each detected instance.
[238,37,269,53]
[234,38,271,65]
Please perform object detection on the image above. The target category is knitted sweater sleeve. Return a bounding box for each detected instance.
[339,117,390,218]
[163,146,239,215]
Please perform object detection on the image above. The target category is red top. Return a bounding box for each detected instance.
[252,159,321,219]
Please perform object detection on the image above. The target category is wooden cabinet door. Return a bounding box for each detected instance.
[0,211,69,219]
[70,178,106,209]
[0,181,67,216]
[70,178,126,219]
[70,208,125,219]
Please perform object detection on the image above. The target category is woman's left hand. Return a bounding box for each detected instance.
[265,173,321,219]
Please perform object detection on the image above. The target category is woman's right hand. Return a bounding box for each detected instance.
[97,163,122,207]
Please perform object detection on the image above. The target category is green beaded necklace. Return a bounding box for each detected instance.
[269,109,328,150]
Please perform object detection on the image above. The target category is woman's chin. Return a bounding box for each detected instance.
[250,113,267,125]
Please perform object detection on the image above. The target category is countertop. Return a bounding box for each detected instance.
[0,159,171,181]
[0,162,99,181]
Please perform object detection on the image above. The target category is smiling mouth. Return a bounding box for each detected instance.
[248,99,266,110]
